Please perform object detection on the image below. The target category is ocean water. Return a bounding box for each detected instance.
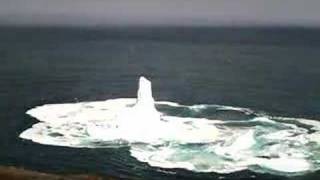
[1,26,320,179]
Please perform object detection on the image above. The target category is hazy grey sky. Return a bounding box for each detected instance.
[1,0,320,27]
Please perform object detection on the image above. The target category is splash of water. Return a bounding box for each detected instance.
[20,77,320,176]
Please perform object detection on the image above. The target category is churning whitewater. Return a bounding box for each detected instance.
[20,77,320,176]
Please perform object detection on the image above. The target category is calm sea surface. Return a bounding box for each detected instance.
[0,26,320,179]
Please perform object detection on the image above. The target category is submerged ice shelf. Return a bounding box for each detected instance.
[20,77,320,176]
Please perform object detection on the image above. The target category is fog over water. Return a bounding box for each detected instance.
[0,0,320,27]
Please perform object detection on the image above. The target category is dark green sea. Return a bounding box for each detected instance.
[1,26,320,179]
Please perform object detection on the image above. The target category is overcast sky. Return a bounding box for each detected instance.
[1,0,320,27]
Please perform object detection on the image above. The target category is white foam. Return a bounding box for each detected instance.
[259,158,311,173]
[20,76,320,176]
